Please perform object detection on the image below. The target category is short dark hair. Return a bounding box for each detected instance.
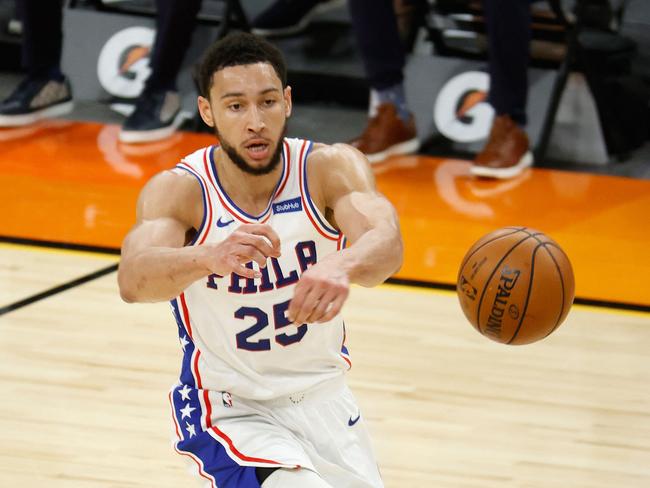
[198,32,287,98]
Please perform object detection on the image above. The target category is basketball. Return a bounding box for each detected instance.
[457,227,575,345]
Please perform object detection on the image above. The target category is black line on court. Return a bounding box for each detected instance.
[385,277,650,314]
[0,263,118,316]
[387,277,457,292]
[1,236,648,314]
[571,297,650,314]
[0,235,120,255]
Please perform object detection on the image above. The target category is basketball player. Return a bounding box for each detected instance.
[118,32,403,488]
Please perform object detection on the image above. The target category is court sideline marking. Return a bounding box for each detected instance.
[0,263,118,316]
[1,236,648,316]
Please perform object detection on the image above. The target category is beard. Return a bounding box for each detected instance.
[214,122,287,176]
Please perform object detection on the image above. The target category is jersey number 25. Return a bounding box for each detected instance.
[235,299,307,351]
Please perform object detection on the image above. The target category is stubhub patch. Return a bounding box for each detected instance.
[273,197,303,214]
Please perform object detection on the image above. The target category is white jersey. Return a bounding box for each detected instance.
[170,138,351,400]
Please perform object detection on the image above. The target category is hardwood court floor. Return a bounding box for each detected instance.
[1,121,649,307]
[0,245,649,488]
[0,121,649,487]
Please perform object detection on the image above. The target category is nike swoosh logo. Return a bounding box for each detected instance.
[348,413,361,426]
[216,216,235,228]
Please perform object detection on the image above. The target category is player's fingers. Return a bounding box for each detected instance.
[305,289,337,324]
[237,233,278,260]
[227,256,261,279]
[235,264,260,279]
[235,244,269,269]
[317,290,348,323]
[293,286,324,324]
[287,280,312,323]
[242,224,281,256]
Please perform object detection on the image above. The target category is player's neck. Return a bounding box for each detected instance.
[214,149,283,215]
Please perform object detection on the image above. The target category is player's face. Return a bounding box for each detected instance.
[198,62,292,175]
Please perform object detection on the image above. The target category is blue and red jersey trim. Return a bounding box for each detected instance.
[170,294,294,484]
[176,160,214,245]
[204,142,291,224]
[298,141,342,242]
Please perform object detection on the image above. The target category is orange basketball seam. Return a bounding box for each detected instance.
[506,243,543,345]
[457,227,527,282]
[459,227,575,345]
[475,234,532,337]
[540,242,573,339]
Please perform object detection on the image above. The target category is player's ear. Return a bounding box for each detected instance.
[198,96,215,127]
[283,85,292,118]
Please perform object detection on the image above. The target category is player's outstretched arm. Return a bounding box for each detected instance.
[287,143,403,324]
[118,170,281,303]
[313,143,403,286]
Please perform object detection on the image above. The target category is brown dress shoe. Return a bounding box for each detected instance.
[471,114,533,179]
[348,103,420,163]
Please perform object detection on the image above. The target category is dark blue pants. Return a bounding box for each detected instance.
[484,0,532,125]
[347,0,405,90]
[348,0,533,125]
[18,0,64,78]
[145,0,203,93]
[19,0,201,91]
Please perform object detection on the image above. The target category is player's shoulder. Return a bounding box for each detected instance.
[180,146,211,167]
[304,142,375,207]
[134,167,203,224]
[139,166,203,213]
[145,145,213,195]
[306,142,371,175]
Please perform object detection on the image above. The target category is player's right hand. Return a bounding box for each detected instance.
[201,224,281,279]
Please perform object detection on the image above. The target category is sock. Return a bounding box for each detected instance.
[47,67,64,82]
[28,66,64,82]
[370,84,410,122]
[143,76,178,95]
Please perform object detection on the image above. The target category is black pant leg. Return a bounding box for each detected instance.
[20,0,64,77]
[484,0,531,125]
[347,0,405,90]
[145,0,203,92]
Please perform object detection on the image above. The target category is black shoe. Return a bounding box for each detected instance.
[119,90,184,144]
[0,76,73,127]
[251,0,345,37]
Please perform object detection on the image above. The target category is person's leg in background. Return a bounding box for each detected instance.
[119,0,203,143]
[251,0,345,37]
[471,0,534,179]
[22,0,64,80]
[347,0,419,163]
[0,0,73,126]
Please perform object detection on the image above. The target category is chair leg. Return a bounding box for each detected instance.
[534,50,572,162]
[535,0,592,162]
[534,15,585,162]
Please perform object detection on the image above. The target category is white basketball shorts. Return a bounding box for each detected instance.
[169,374,384,488]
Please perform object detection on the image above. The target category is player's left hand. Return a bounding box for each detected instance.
[287,258,350,324]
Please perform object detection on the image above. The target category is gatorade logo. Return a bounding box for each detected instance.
[97,26,155,98]
[433,71,494,143]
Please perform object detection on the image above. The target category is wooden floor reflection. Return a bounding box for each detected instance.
[1,121,648,306]
[0,247,648,487]
[1,120,649,487]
